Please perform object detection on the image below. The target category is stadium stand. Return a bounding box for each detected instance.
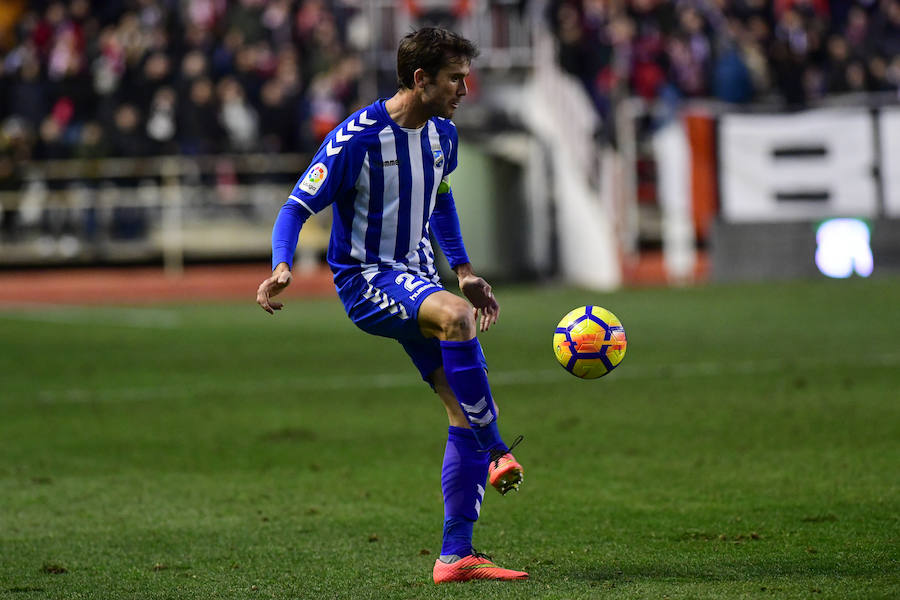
[0,1,896,283]
[0,0,365,164]
[546,0,900,128]
[0,1,533,271]
[3,1,898,162]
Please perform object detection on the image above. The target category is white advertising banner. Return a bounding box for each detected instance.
[880,107,900,218]
[720,109,877,222]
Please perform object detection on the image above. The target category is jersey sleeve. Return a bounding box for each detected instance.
[272,138,351,270]
[445,122,459,176]
[430,122,468,268]
[288,139,350,215]
[430,182,470,269]
[271,201,310,270]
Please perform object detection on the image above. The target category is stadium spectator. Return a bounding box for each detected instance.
[710,17,757,104]
[7,54,47,129]
[72,120,108,159]
[871,0,900,57]
[146,86,178,154]
[258,78,294,153]
[108,103,147,157]
[178,76,223,155]
[217,75,259,152]
[34,114,67,160]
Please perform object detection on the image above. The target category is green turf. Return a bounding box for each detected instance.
[1,277,898,599]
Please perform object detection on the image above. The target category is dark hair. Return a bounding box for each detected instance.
[396,27,479,89]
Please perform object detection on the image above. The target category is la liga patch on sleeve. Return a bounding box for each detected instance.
[299,163,328,195]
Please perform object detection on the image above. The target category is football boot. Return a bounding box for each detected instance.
[433,551,528,583]
[488,435,524,495]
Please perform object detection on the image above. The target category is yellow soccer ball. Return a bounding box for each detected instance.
[553,306,627,379]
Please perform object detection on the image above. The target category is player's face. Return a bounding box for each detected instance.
[421,59,469,119]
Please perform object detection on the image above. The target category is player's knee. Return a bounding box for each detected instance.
[438,300,475,341]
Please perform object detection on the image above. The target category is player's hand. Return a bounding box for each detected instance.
[256,265,292,314]
[459,274,500,332]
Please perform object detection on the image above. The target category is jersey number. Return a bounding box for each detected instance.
[395,273,428,292]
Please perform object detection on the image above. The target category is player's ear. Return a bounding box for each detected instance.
[413,68,429,89]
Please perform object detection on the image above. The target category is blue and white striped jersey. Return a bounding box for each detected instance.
[279,99,469,289]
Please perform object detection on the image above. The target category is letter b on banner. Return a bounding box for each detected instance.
[719,110,877,222]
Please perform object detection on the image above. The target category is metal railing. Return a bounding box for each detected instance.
[0,154,331,273]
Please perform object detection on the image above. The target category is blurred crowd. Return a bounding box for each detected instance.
[549,0,900,123]
[2,1,899,168]
[0,0,368,167]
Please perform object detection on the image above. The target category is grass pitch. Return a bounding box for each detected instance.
[1,277,898,599]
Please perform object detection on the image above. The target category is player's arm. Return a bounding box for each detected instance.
[257,150,344,314]
[256,204,306,314]
[431,178,469,268]
[431,180,499,331]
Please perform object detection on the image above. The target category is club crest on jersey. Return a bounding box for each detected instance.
[299,163,327,195]
[432,150,444,168]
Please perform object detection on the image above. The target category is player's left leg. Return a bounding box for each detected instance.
[432,368,486,561]
[436,421,488,562]
[430,368,527,582]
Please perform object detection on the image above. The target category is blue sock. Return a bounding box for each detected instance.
[440,338,507,453]
[440,426,490,558]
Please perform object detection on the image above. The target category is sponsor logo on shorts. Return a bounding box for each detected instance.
[409,283,437,300]
[409,282,436,301]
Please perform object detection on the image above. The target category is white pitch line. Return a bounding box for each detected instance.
[493,352,900,384]
[0,306,180,329]
[31,352,900,405]
[37,372,425,404]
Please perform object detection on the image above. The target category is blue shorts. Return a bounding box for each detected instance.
[340,270,446,381]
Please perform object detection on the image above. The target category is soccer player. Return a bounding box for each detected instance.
[255,27,528,583]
